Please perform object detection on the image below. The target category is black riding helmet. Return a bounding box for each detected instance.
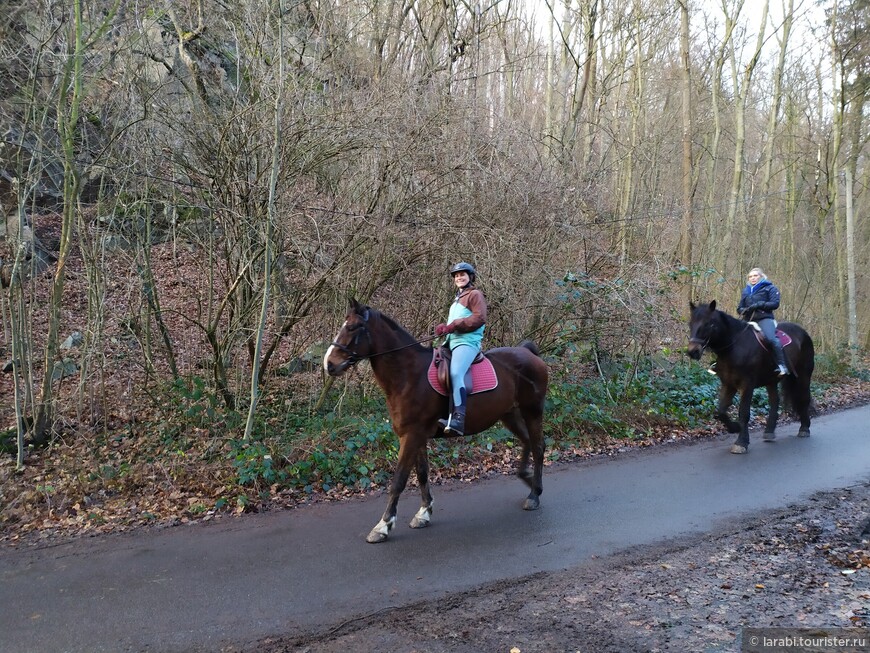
[449,261,476,283]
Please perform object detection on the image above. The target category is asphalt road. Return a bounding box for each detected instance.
[1,406,868,653]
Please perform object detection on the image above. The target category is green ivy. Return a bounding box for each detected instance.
[231,441,286,487]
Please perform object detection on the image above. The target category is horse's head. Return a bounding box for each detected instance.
[324,299,374,376]
[687,300,719,360]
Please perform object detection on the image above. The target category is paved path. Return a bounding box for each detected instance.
[1,406,868,652]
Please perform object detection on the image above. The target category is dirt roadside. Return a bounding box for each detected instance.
[249,482,870,653]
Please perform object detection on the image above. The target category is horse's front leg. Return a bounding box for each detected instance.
[762,383,780,442]
[716,385,740,433]
[730,388,753,454]
[367,436,418,543]
[409,446,434,529]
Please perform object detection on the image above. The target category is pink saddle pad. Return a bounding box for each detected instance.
[428,354,498,396]
[754,329,793,349]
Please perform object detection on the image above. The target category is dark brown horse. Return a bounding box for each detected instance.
[687,301,814,454]
[323,299,549,543]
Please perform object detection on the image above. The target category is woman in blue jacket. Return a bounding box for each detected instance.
[737,267,789,376]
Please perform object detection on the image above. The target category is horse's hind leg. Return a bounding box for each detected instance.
[763,383,780,442]
[524,411,545,511]
[785,376,812,437]
[502,408,544,511]
[409,447,434,529]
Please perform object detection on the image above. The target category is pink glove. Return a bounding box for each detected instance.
[435,323,455,336]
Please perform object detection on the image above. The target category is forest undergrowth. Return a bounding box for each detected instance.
[1,220,869,548]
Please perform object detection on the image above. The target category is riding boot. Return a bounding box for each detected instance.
[439,388,467,436]
[772,340,789,377]
[442,404,466,436]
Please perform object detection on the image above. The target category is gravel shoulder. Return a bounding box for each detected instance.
[254,482,870,653]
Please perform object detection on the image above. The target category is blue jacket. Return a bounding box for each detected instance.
[737,279,781,321]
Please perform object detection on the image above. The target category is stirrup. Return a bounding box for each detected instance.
[440,410,465,436]
[777,364,788,377]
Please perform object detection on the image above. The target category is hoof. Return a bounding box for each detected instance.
[366,516,394,543]
[522,495,540,511]
[797,429,810,438]
[409,510,431,529]
[763,432,776,442]
[409,503,433,529]
[366,530,389,543]
[730,444,748,454]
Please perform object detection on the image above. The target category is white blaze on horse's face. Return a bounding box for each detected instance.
[323,320,347,373]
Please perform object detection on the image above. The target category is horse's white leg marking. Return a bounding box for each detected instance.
[372,517,396,537]
[409,502,433,528]
[323,321,347,370]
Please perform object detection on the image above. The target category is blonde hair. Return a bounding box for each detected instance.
[747,267,767,281]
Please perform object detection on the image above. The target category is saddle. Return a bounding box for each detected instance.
[747,321,793,348]
[428,346,498,397]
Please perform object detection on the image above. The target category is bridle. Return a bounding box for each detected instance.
[329,308,373,367]
[330,310,438,366]
[688,334,710,354]
[689,314,751,354]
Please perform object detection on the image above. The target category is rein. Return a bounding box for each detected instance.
[366,334,440,358]
[690,317,751,354]
[332,309,545,393]
[330,314,440,365]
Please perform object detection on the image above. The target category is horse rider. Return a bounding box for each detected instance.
[434,262,488,436]
[737,267,789,376]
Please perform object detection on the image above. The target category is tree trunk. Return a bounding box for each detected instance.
[678,0,694,302]
[33,0,86,446]
[721,0,768,278]
[245,0,285,441]
[755,0,793,266]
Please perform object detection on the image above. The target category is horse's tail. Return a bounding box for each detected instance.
[781,326,815,417]
[519,339,541,357]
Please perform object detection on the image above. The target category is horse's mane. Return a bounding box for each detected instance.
[692,301,742,329]
[373,309,431,352]
[715,306,745,330]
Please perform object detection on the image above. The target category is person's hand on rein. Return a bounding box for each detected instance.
[435,323,455,336]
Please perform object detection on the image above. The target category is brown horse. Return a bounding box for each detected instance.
[323,299,549,543]
[687,300,814,454]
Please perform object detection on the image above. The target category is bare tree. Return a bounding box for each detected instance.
[717,0,769,277]
[679,0,695,301]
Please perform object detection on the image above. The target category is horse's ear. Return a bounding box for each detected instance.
[349,298,370,320]
[689,301,696,310]
[709,300,717,311]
